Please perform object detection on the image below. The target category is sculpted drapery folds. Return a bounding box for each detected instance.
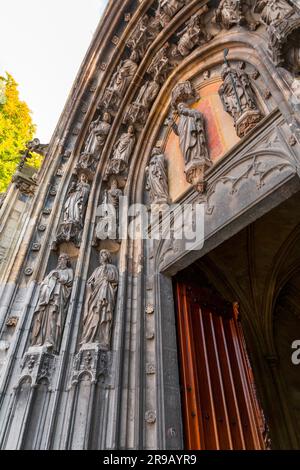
[54,173,91,248]
[106,125,136,176]
[63,173,90,228]
[219,63,262,137]
[77,112,112,174]
[80,250,119,350]
[31,254,74,353]
[124,79,161,127]
[102,51,139,111]
[83,112,112,156]
[95,178,123,242]
[169,81,212,193]
[214,0,245,30]
[146,148,169,205]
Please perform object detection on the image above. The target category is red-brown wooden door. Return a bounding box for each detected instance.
[175,280,267,450]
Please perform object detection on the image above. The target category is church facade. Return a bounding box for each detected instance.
[0,0,300,450]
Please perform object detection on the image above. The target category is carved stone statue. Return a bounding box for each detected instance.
[218,63,262,137]
[80,250,119,350]
[124,79,161,127]
[254,0,294,26]
[77,112,112,175]
[176,11,211,57]
[84,112,112,156]
[106,126,136,176]
[54,173,91,247]
[102,51,139,111]
[214,0,245,29]
[254,0,299,70]
[146,148,169,204]
[31,253,74,353]
[126,15,160,60]
[95,179,123,242]
[157,0,185,26]
[168,81,212,193]
[147,43,173,81]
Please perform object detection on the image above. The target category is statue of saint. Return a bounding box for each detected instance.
[109,51,139,98]
[83,112,112,156]
[136,80,161,109]
[95,179,123,242]
[80,250,119,349]
[177,14,208,56]
[158,0,185,20]
[146,148,169,204]
[170,102,210,166]
[31,254,74,353]
[254,0,294,26]
[214,0,245,30]
[219,64,259,122]
[63,173,90,227]
[108,126,136,175]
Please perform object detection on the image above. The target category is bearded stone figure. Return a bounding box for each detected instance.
[146,148,169,204]
[31,254,74,353]
[107,126,136,176]
[219,63,262,137]
[214,0,245,29]
[80,250,119,350]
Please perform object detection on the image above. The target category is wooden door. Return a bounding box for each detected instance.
[175,280,267,450]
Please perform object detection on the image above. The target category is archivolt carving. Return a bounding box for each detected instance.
[206,151,297,215]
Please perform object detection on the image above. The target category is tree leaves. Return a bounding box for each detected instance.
[0,73,37,192]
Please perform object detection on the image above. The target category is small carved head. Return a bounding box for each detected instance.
[110,177,118,189]
[99,249,112,265]
[128,125,135,135]
[151,147,162,157]
[79,172,89,183]
[130,50,139,62]
[103,112,112,124]
[58,253,71,269]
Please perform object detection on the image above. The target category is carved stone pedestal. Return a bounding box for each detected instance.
[236,109,262,138]
[52,221,82,249]
[19,346,55,388]
[71,343,110,386]
[185,160,212,194]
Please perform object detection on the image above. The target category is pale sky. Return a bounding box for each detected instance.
[0,0,108,142]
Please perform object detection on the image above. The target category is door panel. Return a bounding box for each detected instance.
[175,281,266,450]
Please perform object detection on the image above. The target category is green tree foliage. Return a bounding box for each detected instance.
[0,73,40,192]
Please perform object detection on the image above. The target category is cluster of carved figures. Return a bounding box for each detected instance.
[30,249,119,355]
[22,0,300,362]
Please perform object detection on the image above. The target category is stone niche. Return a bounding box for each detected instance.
[165,78,239,202]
